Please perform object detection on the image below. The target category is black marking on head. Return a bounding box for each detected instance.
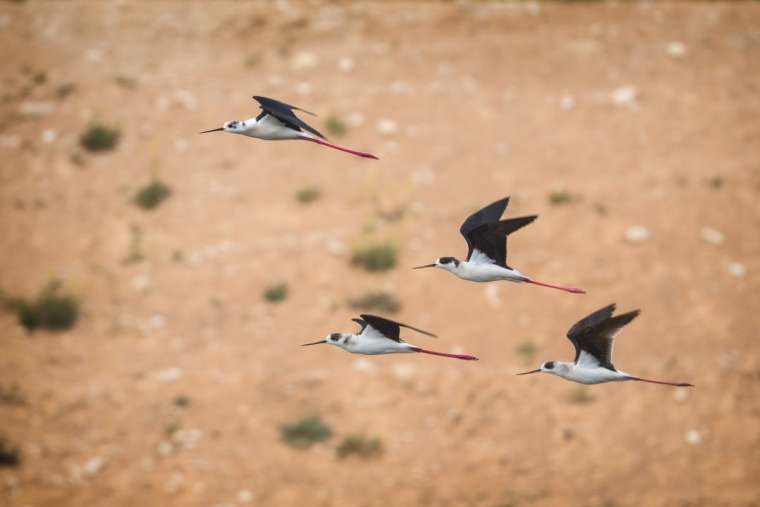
[544,361,555,370]
[439,256,459,267]
[329,333,341,341]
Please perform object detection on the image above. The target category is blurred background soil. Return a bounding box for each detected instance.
[1,1,759,506]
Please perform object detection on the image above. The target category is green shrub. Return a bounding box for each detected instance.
[325,115,347,137]
[280,416,333,449]
[0,437,20,467]
[134,180,172,210]
[80,122,120,152]
[295,186,321,204]
[0,384,25,406]
[6,282,79,333]
[349,291,401,314]
[336,434,383,458]
[567,386,594,404]
[514,341,536,361]
[263,283,288,303]
[351,242,397,272]
[548,191,573,205]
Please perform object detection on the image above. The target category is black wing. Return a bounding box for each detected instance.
[466,215,537,267]
[359,314,437,342]
[352,318,368,333]
[566,304,640,371]
[459,197,509,260]
[252,95,325,139]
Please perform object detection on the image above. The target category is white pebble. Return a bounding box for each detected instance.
[325,238,346,256]
[85,48,102,62]
[376,119,398,135]
[0,135,21,148]
[666,41,687,58]
[701,227,724,246]
[295,81,312,96]
[238,490,255,503]
[727,262,746,278]
[611,85,637,107]
[390,81,414,94]
[392,363,416,380]
[41,129,58,144]
[625,225,650,243]
[132,273,151,291]
[174,89,197,110]
[157,367,184,382]
[157,440,174,457]
[685,429,702,445]
[560,95,576,110]
[18,101,55,117]
[83,456,106,476]
[337,57,354,72]
[291,51,319,70]
[484,284,501,308]
[346,112,364,127]
[673,388,689,401]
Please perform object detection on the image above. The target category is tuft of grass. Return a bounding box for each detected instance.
[295,186,321,204]
[6,282,79,333]
[263,283,288,303]
[173,395,190,407]
[80,122,120,152]
[548,191,573,205]
[164,421,181,438]
[567,386,594,404]
[134,180,172,210]
[514,341,536,362]
[349,291,401,314]
[280,416,333,449]
[0,384,25,406]
[325,115,347,137]
[708,176,724,189]
[336,434,383,459]
[351,242,397,272]
[0,437,20,467]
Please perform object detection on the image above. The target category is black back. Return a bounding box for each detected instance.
[252,95,325,139]
[459,197,510,239]
[566,304,641,371]
[358,314,437,342]
[466,215,538,267]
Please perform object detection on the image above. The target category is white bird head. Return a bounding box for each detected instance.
[302,333,350,350]
[413,256,461,273]
[200,120,247,135]
[517,361,570,378]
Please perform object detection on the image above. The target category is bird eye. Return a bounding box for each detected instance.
[545,361,555,369]
[330,333,341,341]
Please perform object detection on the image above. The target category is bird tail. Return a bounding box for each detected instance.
[410,347,478,361]
[302,137,379,160]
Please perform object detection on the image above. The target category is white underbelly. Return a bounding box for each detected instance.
[348,342,414,355]
[242,128,300,141]
[565,367,626,385]
[459,264,523,283]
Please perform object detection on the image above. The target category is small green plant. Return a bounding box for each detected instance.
[280,416,333,449]
[134,180,172,210]
[0,384,25,406]
[263,283,288,303]
[351,242,397,272]
[708,176,724,189]
[548,191,573,205]
[80,122,120,152]
[567,386,594,404]
[325,115,347,137]
[349,291,401,314]
[514,341,536,362]
[164,421,181,438]
[336,434,383,458]
[295,186,321,204]
[0,437,20,467]
[6,282,79,333]
[173,395,190,407]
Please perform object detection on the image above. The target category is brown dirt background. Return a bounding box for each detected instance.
[1,1,760,506]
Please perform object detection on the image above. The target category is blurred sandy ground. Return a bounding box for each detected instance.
[1,1,759,506]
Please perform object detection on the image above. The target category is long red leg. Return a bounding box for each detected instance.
[628,376,693,387]
[411,347,478,361]
[524,278,586,294]
[303,137,379,159]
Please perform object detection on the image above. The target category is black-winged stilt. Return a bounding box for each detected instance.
[302,314,478,361]
[413,196,585,294]
[517,304,693,386]
[201,95,379,160]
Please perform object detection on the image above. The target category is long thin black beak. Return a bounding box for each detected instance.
[200,127,224,134]
[301,340,327,346]
[412,264,436,269]
[516,369,541,375]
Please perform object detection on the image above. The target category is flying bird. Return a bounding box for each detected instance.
[302,314,478,361]
[413,196,585,294]
[517,304,693,386]
[200,95,378,160]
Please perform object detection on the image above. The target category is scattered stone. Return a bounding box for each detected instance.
[392,363,416,380]
[376,119,398,135]
[337,57,354,73]
[41,129,57,144]
[163,472,183,493]
[560,95,576,110]
[484,284,501,308]
[85,48,103,63]
[701,227,724,246]
[727,262,746,278]
[18,101,55,117]
[83,456,107,477]
[325,238,346,256]
[666,41,687,58]
[238,490,255,503]
[132,273,151,291]
[685,429,702,445]
[673,388,689,402]
[157,440,174,457]
[157,367,184,383]
[291,51,319,70]
[624,225,650,243]
[0,135,21,149]
[346,112,364,127]
[353,359,376,373]
[390,81,414,94]
[173,428,202,449]
[295,81,312,95]
[173,89,197,110]
[611,85,637,107]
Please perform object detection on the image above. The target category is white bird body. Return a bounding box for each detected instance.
[303,314,478,361]
[231,115,308,141]
[437,253,526,283]
[540,359,630,385]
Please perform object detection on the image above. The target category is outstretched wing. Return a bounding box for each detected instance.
[252,95,325,139]
[358,314,437,343]
[459,197,509,261]
[466,215,538,267]
[566,304,640,371]
[352,318,368,334]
